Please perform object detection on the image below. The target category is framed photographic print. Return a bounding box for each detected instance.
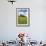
[16,8,30,27]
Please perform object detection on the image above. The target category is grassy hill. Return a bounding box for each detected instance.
[18,15,27,24]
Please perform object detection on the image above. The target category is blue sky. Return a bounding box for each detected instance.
[18,9,28,16]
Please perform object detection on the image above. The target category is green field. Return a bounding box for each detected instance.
[18,15,27,24]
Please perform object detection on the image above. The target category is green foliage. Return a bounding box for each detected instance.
[18,15,27,24]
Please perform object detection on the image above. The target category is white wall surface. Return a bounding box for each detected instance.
[0,0,46,42]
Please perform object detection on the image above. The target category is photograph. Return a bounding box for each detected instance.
[16,8,30,27]
[0,0,46,46]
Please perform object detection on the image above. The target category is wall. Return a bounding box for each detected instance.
[0,0,46,42]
